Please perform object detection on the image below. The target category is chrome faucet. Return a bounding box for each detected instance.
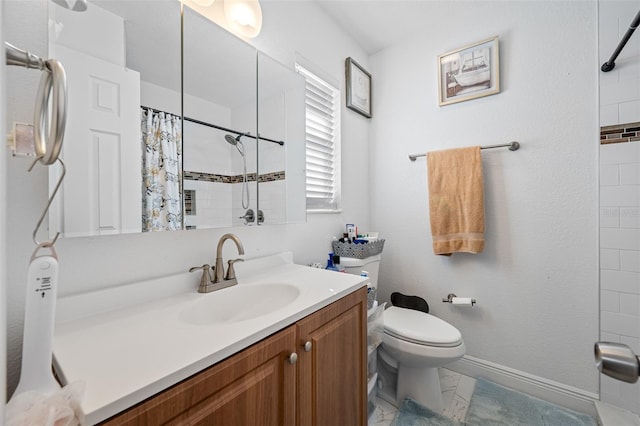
[188,233,245,293]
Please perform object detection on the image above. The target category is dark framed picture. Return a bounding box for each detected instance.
[438,36,500,106]
[345,57,371,118]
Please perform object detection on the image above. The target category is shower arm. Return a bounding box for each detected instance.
[601,9,640,72]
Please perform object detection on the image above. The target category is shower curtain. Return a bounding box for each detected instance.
[141,108,183,231]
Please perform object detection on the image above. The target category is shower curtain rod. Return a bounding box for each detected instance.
[408,141,520,161]
[141,105,285,146]
[601,9,640,72]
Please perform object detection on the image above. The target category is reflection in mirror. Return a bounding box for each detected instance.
[47,0,182,237]
[257,52,306,225]
[43,1,305,237]
[182,5,258,229]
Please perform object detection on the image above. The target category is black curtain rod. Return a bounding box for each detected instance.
[602,9,640,72]
[141,105,285,146]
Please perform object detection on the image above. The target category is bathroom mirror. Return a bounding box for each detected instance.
[47,0,182,236]
[182,6,258,229]
[40,0,305,237]
[257,51,306,225]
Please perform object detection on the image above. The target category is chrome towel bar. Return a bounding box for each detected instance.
[408,141,520,161]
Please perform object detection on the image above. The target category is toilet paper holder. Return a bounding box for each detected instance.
[442,293,476,306]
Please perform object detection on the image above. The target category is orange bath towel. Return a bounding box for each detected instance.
[427,146,485,255]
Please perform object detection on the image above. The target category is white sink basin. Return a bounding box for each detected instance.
[179,283,300,325]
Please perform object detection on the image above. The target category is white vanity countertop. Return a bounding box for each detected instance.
[53,252,368,424]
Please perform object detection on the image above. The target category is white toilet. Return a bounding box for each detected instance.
[341,254,466,413]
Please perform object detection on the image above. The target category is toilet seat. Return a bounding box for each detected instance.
[384,306,462,347]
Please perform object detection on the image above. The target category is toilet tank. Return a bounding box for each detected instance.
[340,254,381,291]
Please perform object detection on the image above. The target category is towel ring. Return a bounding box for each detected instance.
[5,42,67,165]
[34,59,67,165]
[6,42,68,248]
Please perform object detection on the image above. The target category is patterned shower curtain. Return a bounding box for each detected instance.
[141,108,183,231]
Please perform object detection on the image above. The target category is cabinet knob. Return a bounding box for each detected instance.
[303,341,312,352]
[288,352,298,365]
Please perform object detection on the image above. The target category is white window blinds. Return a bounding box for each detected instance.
[295,63,341,211]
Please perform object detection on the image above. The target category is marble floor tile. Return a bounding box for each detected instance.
[439,368,462,392]
[373,368,476,424]
[445,393,471,421]
[372,397,398,426]
[448,374,477,421]
[439,368,462,411]
[455,374,477,403]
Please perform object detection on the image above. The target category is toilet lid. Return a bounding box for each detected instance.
[384,306,462,347]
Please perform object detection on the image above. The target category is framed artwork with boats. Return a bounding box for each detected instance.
[438,36,500,106]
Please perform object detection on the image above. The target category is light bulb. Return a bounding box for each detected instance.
[224,0,262,38]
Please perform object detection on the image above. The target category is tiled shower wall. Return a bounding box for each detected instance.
[599,123,640,414]
[184,171,286,228]
[598,1,640,413]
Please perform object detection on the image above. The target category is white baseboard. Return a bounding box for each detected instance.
[448,355,599,418]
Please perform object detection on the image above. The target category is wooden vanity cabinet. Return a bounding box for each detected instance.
[100,287,367,426]
[296,287,367,426]
[101,325,297,426]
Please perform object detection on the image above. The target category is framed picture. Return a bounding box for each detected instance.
[438,36,500,106]
[345,57,372,118]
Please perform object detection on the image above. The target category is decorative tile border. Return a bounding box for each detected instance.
[184,190,195,215]
[600,121,640,145]
[259,171,286,183]
[184,170,285,183]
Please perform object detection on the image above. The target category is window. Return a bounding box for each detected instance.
[295,63,341,212]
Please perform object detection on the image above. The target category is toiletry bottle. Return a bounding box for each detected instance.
[333,254,345,272]
[325,253,339,271]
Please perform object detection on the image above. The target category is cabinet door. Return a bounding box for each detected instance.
[296,287,367,426]
[101,325,297,426]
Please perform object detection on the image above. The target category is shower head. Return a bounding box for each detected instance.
[225,133,247,157]
[225,134,241,146]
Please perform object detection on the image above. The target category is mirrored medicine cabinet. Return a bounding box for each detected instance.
[8,0,306,238]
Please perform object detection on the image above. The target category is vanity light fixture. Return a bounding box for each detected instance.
[224,0,263,38]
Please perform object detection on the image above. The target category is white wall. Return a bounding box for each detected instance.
[4,0,371,395]
[1,0,7,415]
[598,0,640,414]
[5,0,50,400]
[369,0,599,398]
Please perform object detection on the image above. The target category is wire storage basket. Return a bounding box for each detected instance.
[332,239,385,259]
